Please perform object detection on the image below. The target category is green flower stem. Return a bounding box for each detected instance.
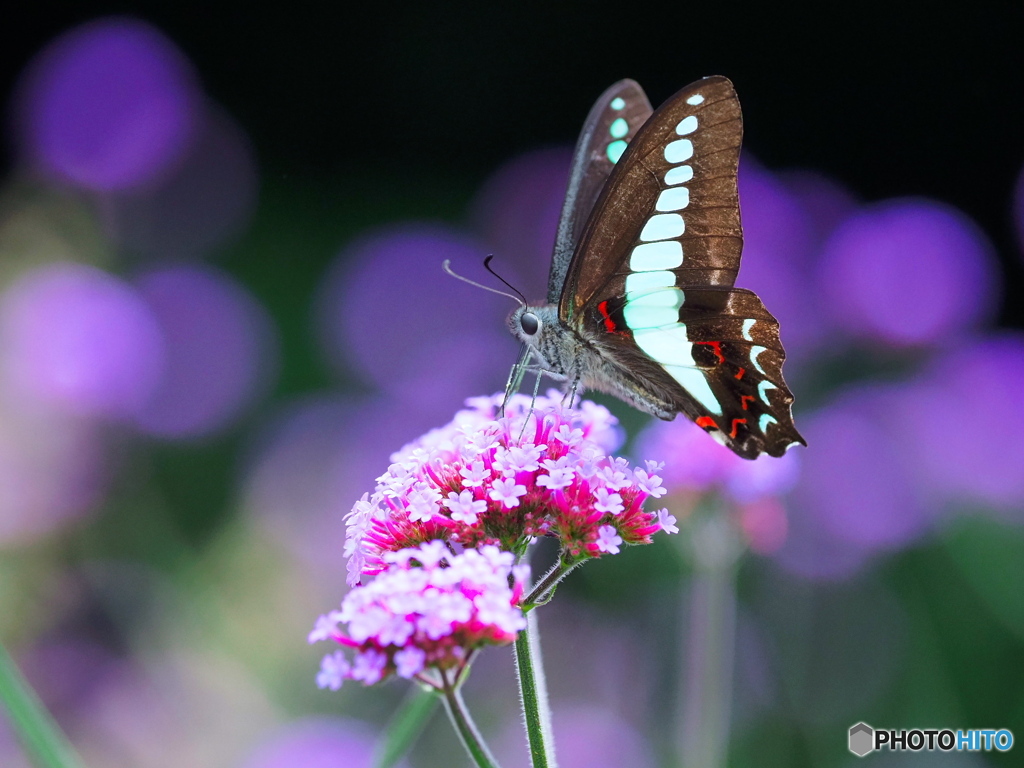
[373,684,438,768]
[679,514,741,768]
[514,611,556,768]
[440,669,501,768]
[523,559,581,608]
[0,640,87,768]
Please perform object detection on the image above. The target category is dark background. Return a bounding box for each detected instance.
[3,3,1024,332]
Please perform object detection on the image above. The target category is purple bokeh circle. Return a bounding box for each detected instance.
[132,265,275,438]
[0,263,164,419]
[318,224,515,422]
[818,198,999,347]
[894,332,1024,513]
[15,17,200,191]
[787,386,932,560]
[470,147,572,300]
[241,718,378,768]
[103,108,259,259]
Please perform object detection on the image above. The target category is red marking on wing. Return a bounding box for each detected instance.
[734,367,746,380]
[597,301,617,333]
[740,395,755,411]
[695,416,719,431]
[695,340,725,364]
[729,418,747,439]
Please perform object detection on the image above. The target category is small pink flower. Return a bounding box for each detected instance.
[595,525,623,554]
[312,541,530,690]
[489,476,529,508]
[443,490,487,524]
[593,487,624,516]
[316,650,349,691]
[657,509,679,535]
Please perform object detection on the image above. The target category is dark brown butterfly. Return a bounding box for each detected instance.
[507,76,805,459]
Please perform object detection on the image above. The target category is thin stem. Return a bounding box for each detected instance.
[440,669,501,768]
[514,611,556,768]
[678,514,741,768]
[373,684,438,768]
[523,559,581,608]
[0,640,87,768]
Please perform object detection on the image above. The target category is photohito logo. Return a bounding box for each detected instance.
[848,722,1014,757]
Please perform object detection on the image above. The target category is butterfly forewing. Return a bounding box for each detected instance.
[561,76,743,321]
[548,80,653,303]
[559,75,805,457]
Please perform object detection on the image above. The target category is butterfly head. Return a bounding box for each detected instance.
[507,304,574,378]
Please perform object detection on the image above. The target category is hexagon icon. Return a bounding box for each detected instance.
[849,722,874,757]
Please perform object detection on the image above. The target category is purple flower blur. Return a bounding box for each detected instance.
[469,147,572,299]
[132,265,275,438]
[778,385,933,579]
[14,17,201,191]
[241,719,381,768]
[0,262,164,419]
[893,332,1024,514]
[317,224,514,424]
[818,197,999,347]
[103,108,259,260]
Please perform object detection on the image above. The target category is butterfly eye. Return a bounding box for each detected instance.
[520,312,540,336]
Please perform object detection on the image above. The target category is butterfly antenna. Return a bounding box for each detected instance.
[442,259,525,307]
[483,255,529,307]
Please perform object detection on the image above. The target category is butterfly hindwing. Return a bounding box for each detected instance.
[548,80,652,303]
[587,287,803,457]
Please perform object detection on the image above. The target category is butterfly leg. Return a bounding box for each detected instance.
[501,344,533,416]
[560,370,582,410]
[518,368,546,441]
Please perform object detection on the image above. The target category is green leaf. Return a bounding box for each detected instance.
[0,641,87,768]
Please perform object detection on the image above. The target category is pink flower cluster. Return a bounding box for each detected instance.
[310,541,529,689]
[344,392,676,585]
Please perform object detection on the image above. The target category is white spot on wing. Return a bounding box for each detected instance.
[686,94,705,105]
[623,303,680,329]
[665,364,722,415]
[709,429,730,446]
[675,115,698,135]
[640,213,685,242]
[757,379,777,405]
[633,325,694,366]
[655,187,690,212]
[742,319,755,342]
[664,165,694,185]
[624,285,684,329]
[625,270,675,294]
[751,346,768,376]
[630,240,683,270]
[664,139,694,164]
[759,413,778,434]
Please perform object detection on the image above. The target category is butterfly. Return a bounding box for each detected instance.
[506,76,805,459]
